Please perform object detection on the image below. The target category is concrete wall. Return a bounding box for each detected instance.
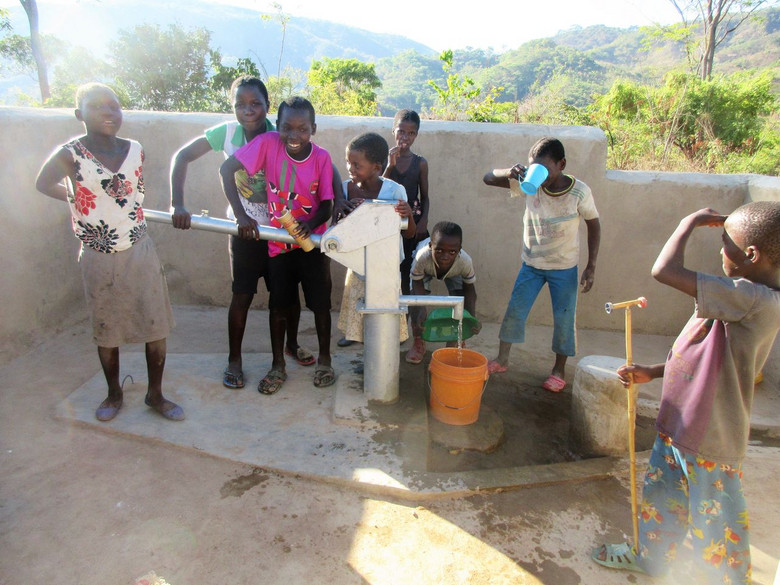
[3,106,779,361]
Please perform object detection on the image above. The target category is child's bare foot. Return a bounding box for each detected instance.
[95,396,123,422]
[144,393,185,421]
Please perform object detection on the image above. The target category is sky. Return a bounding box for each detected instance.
[2,0,683,53]
[214,0,683,52]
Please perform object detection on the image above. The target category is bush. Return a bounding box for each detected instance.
[586,71,777,172]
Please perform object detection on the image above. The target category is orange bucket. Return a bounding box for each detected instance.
[428,348,489,425]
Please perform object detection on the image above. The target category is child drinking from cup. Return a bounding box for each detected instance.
[483,137,600,392]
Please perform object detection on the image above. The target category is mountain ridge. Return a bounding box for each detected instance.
[1,0,777,112]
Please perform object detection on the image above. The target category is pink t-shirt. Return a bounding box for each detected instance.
[235,131,334,256]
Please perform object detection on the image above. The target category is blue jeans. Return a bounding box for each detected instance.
[499,263,578,356]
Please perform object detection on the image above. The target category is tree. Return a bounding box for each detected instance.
[19,0,49,101]
[0,1,54,102]
[209,52,262,112]
[260,2,289,78]
[427,50,509,122]
[0,28,67,105]
[46,45,111,107]
[110,24,215,111]
[658,71,775,163]
[375,50,441,114]
[0,33,36,74]
[667,0,779,79]
[265,69,305,110]
[478,39,606,105]
[307,57,380,116]
[516,73,591,126]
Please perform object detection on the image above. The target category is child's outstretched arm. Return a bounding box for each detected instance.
[332,193,356,222]
[652,208,726,298]
[298,199,332,240]
[331,164,357,223]
[35,147,73,201]
[170,136,213,230]
[483,164,525,189]
[219,155,259,239]
[410,278,429,328]
[298,161,334,239]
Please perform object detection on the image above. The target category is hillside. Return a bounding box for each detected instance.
[3,0,436,70]
[376,7,780,114]
[1,1,777,113]
[0,0,435,102]
[552,9,780,74]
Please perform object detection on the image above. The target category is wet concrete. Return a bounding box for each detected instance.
[2,305,779,584]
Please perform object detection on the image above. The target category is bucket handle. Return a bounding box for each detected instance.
[427,374,488,411]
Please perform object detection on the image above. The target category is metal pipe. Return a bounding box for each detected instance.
[143,209,322,248]
[363,312,401,404]
[399,295,464,321]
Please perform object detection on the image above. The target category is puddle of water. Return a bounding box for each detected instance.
[393,355,657,474]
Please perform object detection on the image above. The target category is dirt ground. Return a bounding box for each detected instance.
[2,305,779,585]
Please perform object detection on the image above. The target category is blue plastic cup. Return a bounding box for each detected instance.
[521,163,549,194]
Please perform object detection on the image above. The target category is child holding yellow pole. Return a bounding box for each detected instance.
[593,203,780,582]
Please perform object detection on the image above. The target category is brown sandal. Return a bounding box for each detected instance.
[258,369,287,395]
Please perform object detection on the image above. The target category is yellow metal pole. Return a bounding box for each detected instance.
[625,307,640,550]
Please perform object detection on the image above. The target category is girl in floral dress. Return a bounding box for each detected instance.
[35,82,183,422]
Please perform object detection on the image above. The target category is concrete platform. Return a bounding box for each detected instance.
[56,350,621,498]
[3,305,780,585]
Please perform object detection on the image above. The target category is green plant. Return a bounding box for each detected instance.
[307,57,380,116]
[427,50,506,122]
[587,71,777,171]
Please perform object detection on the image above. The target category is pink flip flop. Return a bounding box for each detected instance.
[285,346,316,366]
[542,375,566,393]
[487,360,508,374]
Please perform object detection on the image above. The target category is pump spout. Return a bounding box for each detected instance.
[400,295,464,321]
